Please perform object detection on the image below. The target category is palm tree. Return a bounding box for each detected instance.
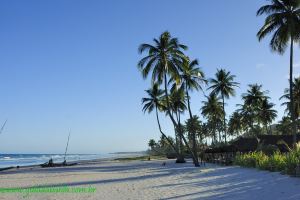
[138,32,187,125]
[240,84,269,135]
[238,103,256,135]
[257,0,300,145]
[185,115,202,159]
[168,86,186,158]
[138,32,200,166]
[238,84,277,136]
[142,83,179,155]
[208,69,239,143]
[179,58,206,117]
[242,84,267,107]
[259,98,277,134]
[176,58,206,165]
[148,139,157,150]
[276,116,293,135]
[201,93,224,144]
[228,111,243,137]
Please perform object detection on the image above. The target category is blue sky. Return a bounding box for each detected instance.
[0,0,299,154]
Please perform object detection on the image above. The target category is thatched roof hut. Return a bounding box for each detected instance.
[205,134,300,153]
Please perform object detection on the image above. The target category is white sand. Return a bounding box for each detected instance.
[0,159,299,200]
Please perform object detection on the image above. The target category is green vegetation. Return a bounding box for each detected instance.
[234,143,300,175]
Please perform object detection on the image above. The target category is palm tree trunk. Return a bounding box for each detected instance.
[163,73,198,166]
[186,87,200,166]
[177,111,183,155]
[289,37,297,147]
[213,126,217,144]
[222,94,227,143]
[155,106,179,155]
[186,87,193,118]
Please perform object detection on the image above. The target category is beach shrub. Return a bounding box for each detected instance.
[256,144,279,156]
[284,149,300,175]
[234,149,300,176]
[269,151,286,171]
[234,152,261,168]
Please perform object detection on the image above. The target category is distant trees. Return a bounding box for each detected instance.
[229,84,278,136]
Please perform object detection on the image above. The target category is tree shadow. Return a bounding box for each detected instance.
[158,164,300,200]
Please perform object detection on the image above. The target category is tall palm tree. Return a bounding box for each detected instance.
[257,0,300,145]
[138,32,199,166]
[259,98,278,133]
[176,58,206,165]
[201,93,224,144]
[208,69,239,143]
[138,31,187,121]
[142,83,179,155]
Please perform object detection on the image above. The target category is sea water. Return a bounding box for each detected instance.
[0,153,144,168]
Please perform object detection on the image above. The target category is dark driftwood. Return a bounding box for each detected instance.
[0,166,14,171]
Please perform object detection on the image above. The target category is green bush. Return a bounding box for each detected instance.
[256,144,279,156]
[269,152,286,172]
[284,149,300,175]
[234,149,299,176]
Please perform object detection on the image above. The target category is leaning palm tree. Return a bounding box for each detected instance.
[257,0,300,145]
[138,32,199,166]
[168,86,186,156]
[201,93,224,144]
[142,83,179,155]
[174,58,206,165]
[208,69,239,143]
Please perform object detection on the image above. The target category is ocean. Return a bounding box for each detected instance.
[0,152,144,168]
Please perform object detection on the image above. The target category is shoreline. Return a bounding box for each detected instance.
[0,152,148,170]
[0,154,155,172]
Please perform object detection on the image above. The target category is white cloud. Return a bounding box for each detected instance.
[256,63,266,69]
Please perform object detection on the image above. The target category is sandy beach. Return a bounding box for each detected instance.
[0,159,299,200]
